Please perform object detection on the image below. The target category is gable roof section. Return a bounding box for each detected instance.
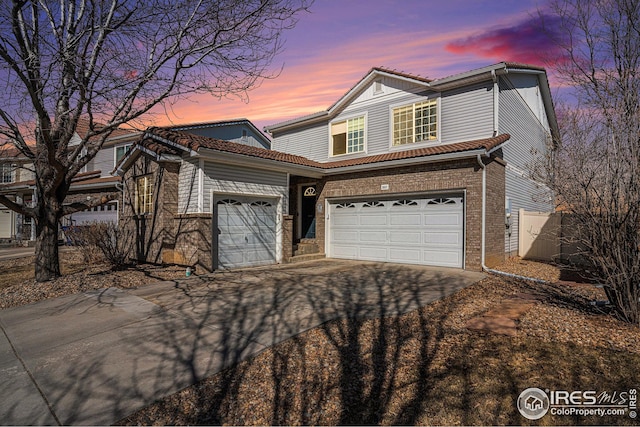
[116,128,510,176]
[74,118,139,143]
[159,118,269,141]
[265,62,558,136]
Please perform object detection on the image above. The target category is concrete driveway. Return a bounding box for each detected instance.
[0,259,484,425]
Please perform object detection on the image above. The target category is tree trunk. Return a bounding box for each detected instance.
[34,209,61,282]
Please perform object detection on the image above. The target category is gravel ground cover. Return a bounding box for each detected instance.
[117,258,640,426]
[0,249,184,309]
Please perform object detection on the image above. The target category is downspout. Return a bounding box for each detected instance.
[476,154,488,271]
[492,69,499,137]
[116,182,124,226]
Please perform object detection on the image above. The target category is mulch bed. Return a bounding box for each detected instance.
[0,249,184,309]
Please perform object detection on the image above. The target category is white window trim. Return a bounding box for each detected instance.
[0,164,15,183]
[388,97,441,151]
[328,112,368,158]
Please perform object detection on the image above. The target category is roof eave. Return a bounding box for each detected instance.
[322,148,488,175]
[197,148,324,178]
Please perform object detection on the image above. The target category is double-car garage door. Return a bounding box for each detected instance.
[329,195,464,268]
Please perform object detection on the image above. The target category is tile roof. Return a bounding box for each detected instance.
[74,118,138,142]
[142,128,510,170]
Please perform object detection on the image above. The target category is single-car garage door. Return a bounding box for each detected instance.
[215,196,277,269]
[0,209,14,239]
[328,195,464,268]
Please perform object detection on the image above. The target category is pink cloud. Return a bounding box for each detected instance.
[445,14,567,66]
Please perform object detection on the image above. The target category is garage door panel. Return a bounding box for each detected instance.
[390,213,421,226]
[360,231,387,243]
[423,231,462,246]
[332,230,358,243]
[423,213,461,226]
[390,232,421,244]
[389,248,421,263]
[359,246,388,260]
[359,215,387,226]
[334,215,358,226]
[423,250,461,267]
[332,245,358,258]
[329,195,464,268]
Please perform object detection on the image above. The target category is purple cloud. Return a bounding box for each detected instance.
[446,14,567,66]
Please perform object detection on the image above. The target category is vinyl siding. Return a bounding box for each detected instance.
[201,161,288,213]
[272,81,495,163]
[178,158,199,214]
[181,124,270,149]
[499,75,554,253]
[499,78,550,170]
[440,82,494,143]
[271,122,328,163]
[505,167,553,253]
[90,146,115,176]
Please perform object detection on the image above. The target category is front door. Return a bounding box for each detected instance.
[300,185,316,239]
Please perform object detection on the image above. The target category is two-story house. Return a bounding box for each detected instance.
[0,120,140,241]
[116,62,557,273]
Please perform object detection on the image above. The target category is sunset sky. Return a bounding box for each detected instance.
[149,0,564,133]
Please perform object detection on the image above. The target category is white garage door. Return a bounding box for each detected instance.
[0,209,13,239]
[216,196,277,269]
[329,196,464,268]
[67,202,118,225]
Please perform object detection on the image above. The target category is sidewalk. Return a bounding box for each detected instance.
[0,260,484,425]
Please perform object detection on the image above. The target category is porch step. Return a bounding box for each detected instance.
[294,240,320,256]
[287,253,326,263]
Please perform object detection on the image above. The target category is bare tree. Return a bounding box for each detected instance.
[538,0,640,324]
[0,0,310,281]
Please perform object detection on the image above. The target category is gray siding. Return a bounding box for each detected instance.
[272,82,495,163]
[499,77,549,170]
[499,76,554,253]
[505,167,553,253]
[271,122,328,163]
[179,124,270,149]
[202,161,288,213]
[440,82,494,143]
[90,146,115,176]
[178,158,199,214]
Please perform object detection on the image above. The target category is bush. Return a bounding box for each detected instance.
[65,222,133,270]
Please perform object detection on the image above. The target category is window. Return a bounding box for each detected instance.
[115,144,132,166]
[135,175,153,214]
[362,201,385,208]
[331,116,365,156]
[392,99,437,146]
[1,164,14,183]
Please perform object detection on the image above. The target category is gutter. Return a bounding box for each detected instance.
[197,146,488,178]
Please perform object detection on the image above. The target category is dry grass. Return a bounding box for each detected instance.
[118,259,640,426]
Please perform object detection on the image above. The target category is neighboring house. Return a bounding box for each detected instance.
[116,62,557,272]
[0,120,140,241]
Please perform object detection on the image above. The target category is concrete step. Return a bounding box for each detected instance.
[294,242,320,256]
[287,253,326,263]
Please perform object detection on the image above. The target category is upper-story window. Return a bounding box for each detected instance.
[115,144,132,166]
[331,115,365,156]
[1,164,14,183]
[392,99,437,146]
